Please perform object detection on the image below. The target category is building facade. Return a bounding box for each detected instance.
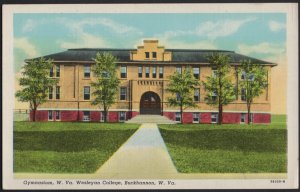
[29,40,276,123]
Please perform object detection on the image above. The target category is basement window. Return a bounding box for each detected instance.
[240,113,246,123]
[193,113,200,123]
[211,113,218,124]
[119,111,126,122]
[83,111,90,121]
[175,112,181,122]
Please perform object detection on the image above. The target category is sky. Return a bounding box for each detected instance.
[13,13,286,72]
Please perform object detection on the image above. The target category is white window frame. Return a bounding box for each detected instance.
[56,64,60,77]
[152,66,157,78]
[55,110,61,121]
[193,67,200,79]
[84,86,90,100]
[138,66,143,78]
[176,66,182,74]
[49,87,53,100]
[175,112,181,122]
[193,112,200,123]
[48,110,53,121]
[84,65,91,78]
[120,65,127,78]
[56,86,60,100]
[119,111,126,122]
[194,89,200,102]
[159,66,164,78]
[211,113,218,124]
[120,87,127,101]
[240,113,246,124]
[83,111,90,122]
[241,88,246,101]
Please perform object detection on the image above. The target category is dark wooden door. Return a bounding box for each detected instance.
[140,92,161,114]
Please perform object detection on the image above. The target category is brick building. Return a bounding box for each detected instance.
[28,40,276,123]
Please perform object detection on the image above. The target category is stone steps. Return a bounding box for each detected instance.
[126,115,176,124]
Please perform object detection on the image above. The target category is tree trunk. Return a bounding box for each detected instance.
[247,103,251,125]
[32,108,36,122]
[218,105,223,125]
[180,104,183,124]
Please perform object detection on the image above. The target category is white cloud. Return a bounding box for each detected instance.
[196,17,256,39]
[14,37,38,58]
[158,17,256,41]
[162,39,217,49]
[237,42,285,55]
[269,20,286,32]
[22,19,36,32]
[60,32,108,49]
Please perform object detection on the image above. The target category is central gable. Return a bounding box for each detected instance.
[130,40,172,61]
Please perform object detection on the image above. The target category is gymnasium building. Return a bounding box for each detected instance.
[27,40,276,123]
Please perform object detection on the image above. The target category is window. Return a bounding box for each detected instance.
[240,113,246,123]
[175,112,181,122]
[50,67,54,77]
[241,71,246,80]
[84,86,90,100]
[193,67,200,79]
[152,66,157,78]
[56,65,60,77]
[120,87,127,100]
[152,52,157,59]
[193,113,200,123]
[56,86,60,99]
[176,92,181,101]
[84,65,91,78]
[194,89,200,101]
[120,66,127,78]
[56,111,61,120]
[102,71,109,78]
[212,91,217,101]
[241,71,254,81]
[138,66,143,78]
[212,67,217,77]
[176,66,182,74]
[241,89,246,101]
[145,52,150,59]
[159,67,164,78]
[83,111,90,121]
[48,110,53,121]
[211,113,218,123]
[119,111,126,122]
[145,67,150,78]
[49,87,53,99]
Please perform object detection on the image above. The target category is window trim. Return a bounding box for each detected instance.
[145,67,150,78]
[48,110,53,121]
[84,65,91,78]
[119,111,126,122]
[175,112,181,122]
[138,66,143,78]
[193,67,200,79]
[120,65,127,78]
[49,87,53,100]
[83,111,90,122]
[84,86,90,100]
[176,66,182,74]
[159,66,164,78]
[240,113,246,124]
[56,65,60,77]
[241,88,246,101]
[211,113,218,124]
[49,67,54,77]
[56,86,60,100]
[145,52,150,59]
[194,88,200,102]
[152,52,157,59]
[55,110,61,121]
[152,66,157,78]
[193,112,200,123]
[120,87,127,101]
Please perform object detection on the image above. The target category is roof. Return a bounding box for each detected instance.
[28,48,274,65]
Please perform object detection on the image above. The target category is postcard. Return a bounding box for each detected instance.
[2,3,298,190]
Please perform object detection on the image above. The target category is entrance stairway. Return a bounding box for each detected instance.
[125,115,176,124]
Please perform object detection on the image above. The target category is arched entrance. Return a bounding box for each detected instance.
[140,91,161,115]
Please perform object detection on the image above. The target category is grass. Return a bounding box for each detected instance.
[14,122,139,173]
[159,115,287,173]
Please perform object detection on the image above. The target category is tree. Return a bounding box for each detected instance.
[166,68,200,123]
[91,52,120,122]
[202,54,236,125]
[15,58,58,121]
[238,60,268,124]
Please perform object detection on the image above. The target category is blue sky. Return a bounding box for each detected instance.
[13,13,286,72]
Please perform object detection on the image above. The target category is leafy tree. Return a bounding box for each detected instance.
[91,52,120,122]
[166,68,200,123]
[238,60,268,124]
[15,58,58,121]
[202,54,236,125]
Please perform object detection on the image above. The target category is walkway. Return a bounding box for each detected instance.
[95,123,178,179]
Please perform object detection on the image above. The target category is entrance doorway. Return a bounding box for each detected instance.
[140,91,161,115]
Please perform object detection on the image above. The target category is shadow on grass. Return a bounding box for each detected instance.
[14,130,134,152]
[160,129,287,153]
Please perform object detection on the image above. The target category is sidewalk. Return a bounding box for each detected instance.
[95,123,178,179]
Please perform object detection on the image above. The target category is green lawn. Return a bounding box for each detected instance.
[14,122,139,173]
[159,116,287,173]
